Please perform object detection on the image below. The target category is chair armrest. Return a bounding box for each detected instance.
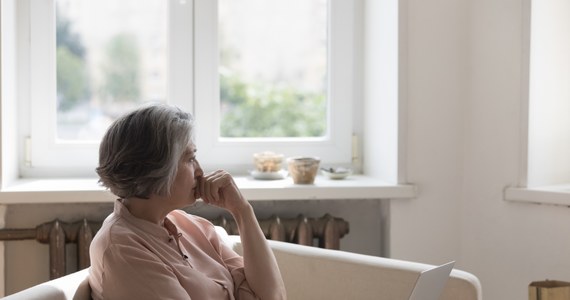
[227,235,481,300]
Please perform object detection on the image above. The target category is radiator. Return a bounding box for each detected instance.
[0,214,348,279]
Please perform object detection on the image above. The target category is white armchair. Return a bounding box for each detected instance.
[2,268,90,300]
[3,229,482,300]
[235,238,482,300]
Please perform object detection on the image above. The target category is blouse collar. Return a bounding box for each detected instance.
[114,199,177,239]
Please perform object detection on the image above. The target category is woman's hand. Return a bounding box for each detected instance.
[198,170,250,215]
[199,171,287,299]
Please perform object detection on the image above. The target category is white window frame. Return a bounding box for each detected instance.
[21,0,193,177]
[18,0,355,177]
[194,0,354,173]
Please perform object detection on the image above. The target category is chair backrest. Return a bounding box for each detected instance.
[2,268,91,300]
[4,232,481,300]
[252,239,482,300]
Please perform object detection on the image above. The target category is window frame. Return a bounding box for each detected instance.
[18,0,356,177]
[21,0,192,177]
[194,0,355,173]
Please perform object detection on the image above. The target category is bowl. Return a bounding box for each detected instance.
[253,151,284,173]
[321,167,352,180]
[287,157,320,184]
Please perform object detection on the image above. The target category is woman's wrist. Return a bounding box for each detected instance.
[229,202,255,224]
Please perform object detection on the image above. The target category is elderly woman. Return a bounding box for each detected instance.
[89,104,286,299]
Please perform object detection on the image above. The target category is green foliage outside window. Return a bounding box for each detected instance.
[56,4,324,139]
[57,47,90,111]
[220,75,327,138]
[100,34,141,104]
[57,6,143,110]
[56,10,89,112]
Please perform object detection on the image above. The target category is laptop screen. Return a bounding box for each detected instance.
[408,261,455,300]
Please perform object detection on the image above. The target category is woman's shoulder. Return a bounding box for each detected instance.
[93,213,149,248]
[168,210,218,232]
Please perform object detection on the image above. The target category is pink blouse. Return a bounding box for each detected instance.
[89,200,258,300]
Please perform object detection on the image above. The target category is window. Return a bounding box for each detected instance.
[194,0,354,171]
[21,0,190,177]
[13,0,355,177]
[54,0,168,141]
[218,0,328,139]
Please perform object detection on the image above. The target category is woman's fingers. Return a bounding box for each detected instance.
[198,170,249,215]
[201,170,229,206]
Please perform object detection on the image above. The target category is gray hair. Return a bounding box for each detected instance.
[96,104,194,199]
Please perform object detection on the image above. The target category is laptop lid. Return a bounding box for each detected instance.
[408,261,455,300]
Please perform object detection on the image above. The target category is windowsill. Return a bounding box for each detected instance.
[504,184,570,206]
[0,175,417,204]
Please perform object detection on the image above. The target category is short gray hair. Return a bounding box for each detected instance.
[96,104,194,199]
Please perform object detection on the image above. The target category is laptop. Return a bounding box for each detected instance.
[408,261,455,300]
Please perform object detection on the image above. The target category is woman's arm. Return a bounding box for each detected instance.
[199,170,287,300]
[232,204,286,299]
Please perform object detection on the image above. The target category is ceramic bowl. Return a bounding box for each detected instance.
[287,157,321,184]
[321,167,352,180]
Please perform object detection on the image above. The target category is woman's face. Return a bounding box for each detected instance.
[168,144,203,207]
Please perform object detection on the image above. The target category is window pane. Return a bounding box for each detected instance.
[218,0,328,138]
[56,0,167,141]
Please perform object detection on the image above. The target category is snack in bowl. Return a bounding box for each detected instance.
[253,151,284,173]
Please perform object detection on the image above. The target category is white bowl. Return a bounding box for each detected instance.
[321,167,352,180]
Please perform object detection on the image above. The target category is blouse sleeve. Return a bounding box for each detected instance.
[219,240,260,300]
[101,243,192,300]
[200,219,261,300]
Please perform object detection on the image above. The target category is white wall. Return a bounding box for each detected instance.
[1,0,19,188]
[463,0,570,299]
[362,0,399,184]
[389,0,467,264]
[528,0,570,187]
[387,0,570,299]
